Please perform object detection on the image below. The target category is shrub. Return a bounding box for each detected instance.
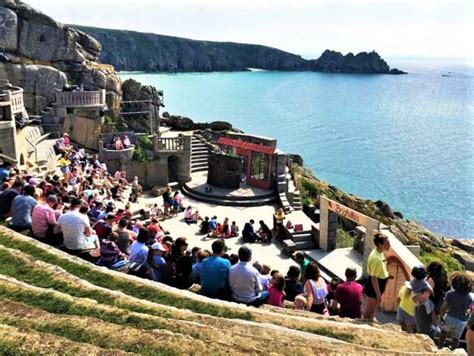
[419,249,464,275]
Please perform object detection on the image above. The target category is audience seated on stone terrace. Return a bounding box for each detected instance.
[1,154,473,352]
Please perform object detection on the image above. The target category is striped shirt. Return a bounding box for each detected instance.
[58,211,90,250]
[31,203,56,238]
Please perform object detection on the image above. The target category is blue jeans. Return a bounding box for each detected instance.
[247,291,270,307]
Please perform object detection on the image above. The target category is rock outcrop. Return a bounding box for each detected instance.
[161,111,234,131]
[75,25,405,75]
[121,79,162,134]
[0,0,121,115]
[309,50,406,74]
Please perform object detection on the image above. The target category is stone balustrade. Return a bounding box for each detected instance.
[56,89,106,108]
[0,83,26,116]
[154,136,190,152]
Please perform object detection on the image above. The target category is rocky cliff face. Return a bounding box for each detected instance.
[74,26,308,72]
[0,0,121,115]
[309,50,405,74]
[75,26,405,74]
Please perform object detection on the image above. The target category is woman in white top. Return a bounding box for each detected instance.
[304,262,329,316]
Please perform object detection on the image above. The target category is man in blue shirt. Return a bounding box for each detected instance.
[207,216,218,237]
[0,162,12,182]
[200,239,231,300]
[10,185,37,230]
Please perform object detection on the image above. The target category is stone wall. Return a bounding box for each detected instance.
[207,151,241,189]
[63,115,102,150]
[0,123,17,160]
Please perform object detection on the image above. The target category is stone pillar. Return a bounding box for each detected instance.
[317,207,337,251]
[327,210,338,251]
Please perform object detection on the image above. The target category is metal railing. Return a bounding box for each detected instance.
[56,89,106,107]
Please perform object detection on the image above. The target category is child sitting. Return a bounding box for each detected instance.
[267,273,286,308]
[148,242,167,282]
[230,221,239,237]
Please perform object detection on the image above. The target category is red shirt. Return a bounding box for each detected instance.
[334,281,363,319]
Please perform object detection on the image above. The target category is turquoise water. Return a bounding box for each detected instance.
[120,59,474,239]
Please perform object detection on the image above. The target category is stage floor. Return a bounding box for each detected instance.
[187,171,275,198]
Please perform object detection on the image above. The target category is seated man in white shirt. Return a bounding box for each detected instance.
[229,246,269,307]
[56,198,99,262]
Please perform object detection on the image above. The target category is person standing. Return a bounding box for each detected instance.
[438,272,473,351]
[362,232,390,321]
[396,282,417,333]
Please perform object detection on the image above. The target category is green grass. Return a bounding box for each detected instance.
[0,232,253,321]
[0,247,177,319]
[0,285,193,338]
[419,249,464,275]
[0,340,30,356]
[336,229,354,249]
[297,326,354,343]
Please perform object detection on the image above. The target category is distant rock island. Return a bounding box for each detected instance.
[74,26,406,75]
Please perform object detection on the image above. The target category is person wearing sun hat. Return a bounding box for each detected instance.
[149,242,167,282]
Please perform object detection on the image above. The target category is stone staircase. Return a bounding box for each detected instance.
[282,227,317,255]
[190,134,210,173]
[40,103,63,139]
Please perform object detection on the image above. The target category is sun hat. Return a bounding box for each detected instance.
[28,177,38,186]
[151,242,167,252]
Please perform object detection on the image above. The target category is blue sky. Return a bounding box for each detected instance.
[27,0,473,59]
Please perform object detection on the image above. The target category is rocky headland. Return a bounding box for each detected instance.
[0,0,121,116]
[74,25,406,75]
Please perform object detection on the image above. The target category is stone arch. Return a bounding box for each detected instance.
[168,155,180,183]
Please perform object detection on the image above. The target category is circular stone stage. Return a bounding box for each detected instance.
[181,171,278,207]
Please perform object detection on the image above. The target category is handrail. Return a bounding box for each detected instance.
[25,133,38,163]
[0,153,18,164]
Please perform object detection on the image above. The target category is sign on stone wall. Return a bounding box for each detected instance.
[325,197,375,226]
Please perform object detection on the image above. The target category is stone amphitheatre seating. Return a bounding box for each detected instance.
[0,225,441,355]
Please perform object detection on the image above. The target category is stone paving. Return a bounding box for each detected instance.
[134,192,298,273]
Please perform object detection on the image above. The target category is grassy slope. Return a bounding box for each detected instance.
[0,227,438,354]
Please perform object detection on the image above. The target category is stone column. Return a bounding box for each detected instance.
[327,210,338,251]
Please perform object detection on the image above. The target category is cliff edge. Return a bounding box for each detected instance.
[74,25,406,74]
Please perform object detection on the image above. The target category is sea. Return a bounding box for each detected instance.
[119,58,474,239]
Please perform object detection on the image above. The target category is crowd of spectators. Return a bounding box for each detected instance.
[0,151,473,352]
